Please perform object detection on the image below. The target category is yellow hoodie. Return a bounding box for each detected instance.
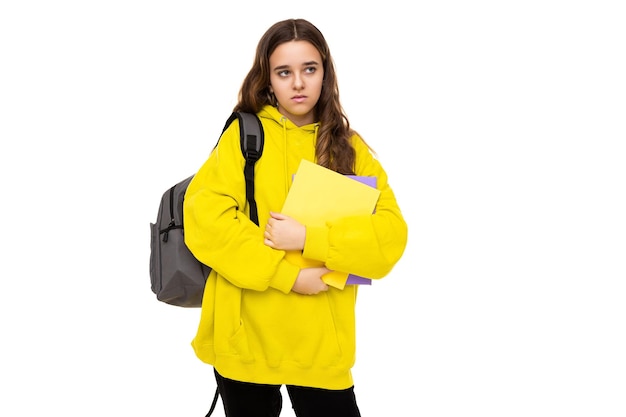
[184,105,408,390]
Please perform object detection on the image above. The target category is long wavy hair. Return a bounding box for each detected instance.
[234,18,356,174]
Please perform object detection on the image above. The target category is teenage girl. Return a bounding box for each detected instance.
[184,18,408,417]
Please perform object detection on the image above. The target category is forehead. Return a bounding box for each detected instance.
[269,40,322,67]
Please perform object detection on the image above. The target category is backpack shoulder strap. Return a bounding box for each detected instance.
[221,111,265,226]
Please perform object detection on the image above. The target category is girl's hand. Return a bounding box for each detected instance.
[292,267,330,295]
[264,211,306,250]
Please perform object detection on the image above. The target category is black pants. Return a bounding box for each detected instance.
[214,369,362,417]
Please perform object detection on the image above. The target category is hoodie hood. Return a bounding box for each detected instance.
[257,105,319,133]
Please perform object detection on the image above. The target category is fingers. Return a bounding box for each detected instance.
[263,217,274,247]
[310,282,329,294]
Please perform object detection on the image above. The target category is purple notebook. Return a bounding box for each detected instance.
[345,176,377,285]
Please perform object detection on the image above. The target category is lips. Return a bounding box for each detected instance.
[292,95,306,103]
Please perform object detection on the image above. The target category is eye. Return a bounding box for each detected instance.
[277,69,291,77]
[304,66,317,74]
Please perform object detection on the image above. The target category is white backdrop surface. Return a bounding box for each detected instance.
[1,1,625,416]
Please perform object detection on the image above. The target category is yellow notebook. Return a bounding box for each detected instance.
[281,159,380,288]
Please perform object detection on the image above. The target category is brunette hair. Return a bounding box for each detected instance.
[234,18,356,174]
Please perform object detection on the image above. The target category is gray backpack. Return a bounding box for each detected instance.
[150,111,264,308]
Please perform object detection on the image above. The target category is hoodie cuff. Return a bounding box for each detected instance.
[269,259,299,294]
[302,225,329,263]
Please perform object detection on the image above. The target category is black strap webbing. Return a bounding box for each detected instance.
[236,112,264,226]
[218,111,264,225]
[204,386,220,417]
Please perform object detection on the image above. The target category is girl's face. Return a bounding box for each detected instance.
[269,40,324,127]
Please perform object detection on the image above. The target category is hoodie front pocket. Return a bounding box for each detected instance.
[242,290,344,368]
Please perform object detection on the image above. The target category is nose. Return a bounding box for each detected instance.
[293,73,304,90]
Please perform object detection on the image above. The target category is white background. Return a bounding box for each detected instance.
[1,1,625,416]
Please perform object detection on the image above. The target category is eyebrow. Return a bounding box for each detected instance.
[273,61,320,71]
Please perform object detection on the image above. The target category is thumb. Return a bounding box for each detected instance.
[269,211,288,220]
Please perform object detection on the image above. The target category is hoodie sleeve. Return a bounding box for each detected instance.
[302,135,408,280]
[183,121,299,293]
